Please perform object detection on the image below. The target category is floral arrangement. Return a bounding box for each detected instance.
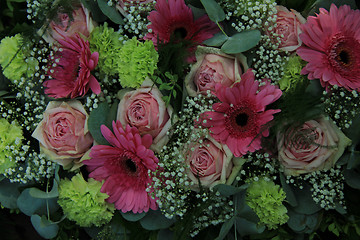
[1,0,360,239]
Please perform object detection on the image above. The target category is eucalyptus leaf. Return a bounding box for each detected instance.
[214,216,235,240]
[81,0,108,22]
[280,173,298,207]
[88,102,111,145]
[347,149,360,169]
[107,100,119,127]
[157,229,174,240]
[344,113,360,143]
[121,211,146,222]
[17,188,59,216]
[213,183,248,197]
[287,210,307,232]
[0,179,20,209]
[29,179,58,199]
[200,0,226,22]
[140,210,176,230]
[203,32,228,47]
[235,217,265,237]
[292,183,321,215]
[234,191,259,223]
[31,215,59,239]
[344,169,360,189]
[221,30,261,54]
[97,0,124,24]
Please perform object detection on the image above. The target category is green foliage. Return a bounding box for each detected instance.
[88,100,119,145]
[200,0,226,22]
[139,210,176,231]
[0,179,20,209]
[153,72,182,108]
[221,30,261,54]
[97,0,124,24]
[203,32,228,47]
[31,214,59,239]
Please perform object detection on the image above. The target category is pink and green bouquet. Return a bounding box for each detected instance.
[0,0,360,239]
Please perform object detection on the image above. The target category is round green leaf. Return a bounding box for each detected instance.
[221,30,261,54]
[29,179,58,199]
[88,102,111,145]
[97,0,124,24]
[0,179,20,209]
[17,188,59,216]
[121,211,146,222]
[203,32,228,47]
[213,183,248,197]
[344,169,360,189]
[200,0,226,22]
[31,215,59,239]
[280,173,298,207]
[292,184,321,215]
[215,216,235,240]
[140,210,176,230]
[235,217,265,237]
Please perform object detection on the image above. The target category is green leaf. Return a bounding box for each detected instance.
[97,0,124,24]
[157,229,174,240]
[17,189,59,216]
[200,0,226,22]
[0,179,20,209]
[81,0,108,22]
[215,216,235,240]
[31,215,59,239]
[235,217,265,237]
[287,210,307,232]
[280,173,298,207]
[213,183,248,197]
[292,183,321,215]
[88,102,111,145]
[121,211,146,222]
[221,30,261,54]
[203,32,228,47]
[234,191,259,223]
[0,90,8,97]
[29,179,58,199]
[159,83,173,91]
[344,113,360,143]
[140,210,176,230]
[344,169,360,189]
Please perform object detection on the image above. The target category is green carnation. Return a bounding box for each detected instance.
[246,178,289,229]
[278,55,306,92]
[0,34,38,81]
[0,118,23,174]
[89,23,125,76]
[118,37,158,88]
[58,173,115,227]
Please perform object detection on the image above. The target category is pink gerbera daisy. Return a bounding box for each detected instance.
[144,0,219,48]
[83,121,158,213]
[297,4,360,91]
[44,34,101,98]
[201,69,282,157]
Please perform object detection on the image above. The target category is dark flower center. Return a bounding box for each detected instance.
[173,27,188,39]
[235,113,248,126]
[125,159,137,173]
[338,50,350,65]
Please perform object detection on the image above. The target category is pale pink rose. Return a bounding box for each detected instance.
[117,79,173,152]
[277,116,351,175]
[185,136,233,189]
[185,46,248,97]
[116,0,155,16]
[266,6,306,52]
[42,4,96,44]
[32,100,93,169]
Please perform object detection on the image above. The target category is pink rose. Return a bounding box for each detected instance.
[117,79,173,152]
[185,46,248,97]
[185,136,234,189]
[266,6,306,52]
[42,4,96,44]
[32,100,93,169]
[277,116,351,175]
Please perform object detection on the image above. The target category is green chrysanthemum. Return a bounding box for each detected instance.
[0,34,38,81]
[246,178,289,230]
[58,173,115,227]
[89,23,125,76]
[0,118,23,174]
[118,37,158,88]
[278,55,306,92]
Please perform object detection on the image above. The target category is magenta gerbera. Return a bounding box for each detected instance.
[83,121,158,213]
[201,69,282,157]
[297,4,360,91]
[144,0,219,48]
[44,34,101,98]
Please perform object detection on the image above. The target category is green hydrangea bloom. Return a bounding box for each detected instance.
[0,34,38,81]
[118,37,158,88]
[246,178,289,229]
[278,55,306,92]
[58,173,115,227]
[89,23,125,76]
[0,118,23,174]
